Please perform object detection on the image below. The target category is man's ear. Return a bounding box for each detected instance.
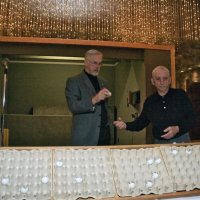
[151,78,155,85]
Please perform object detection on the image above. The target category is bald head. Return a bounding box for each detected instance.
[151,65,171,96]
[152,66,170,78]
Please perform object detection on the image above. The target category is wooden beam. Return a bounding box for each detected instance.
[0,36,174,50]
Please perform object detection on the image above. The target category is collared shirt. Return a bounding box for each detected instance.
[126,88,196,140]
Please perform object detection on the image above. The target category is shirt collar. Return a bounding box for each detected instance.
[84,70,97,79]
[156,88,172,99]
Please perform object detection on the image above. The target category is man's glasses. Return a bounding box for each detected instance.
[88,60,102,66]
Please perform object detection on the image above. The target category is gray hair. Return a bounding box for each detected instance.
[152,65,170,77]
[85,49,103,59]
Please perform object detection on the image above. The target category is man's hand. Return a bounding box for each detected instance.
[113,117,127,129]
[161,126,179,139]
[92,88,112,104]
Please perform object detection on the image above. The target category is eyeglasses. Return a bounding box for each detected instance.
[88,60,102,66]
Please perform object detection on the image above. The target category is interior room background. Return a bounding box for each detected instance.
[0,0,199,146]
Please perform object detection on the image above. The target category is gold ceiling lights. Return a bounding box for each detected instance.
[0,0,199,46]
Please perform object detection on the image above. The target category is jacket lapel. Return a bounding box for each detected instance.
[98,79,105,90]
[81,72,96,96]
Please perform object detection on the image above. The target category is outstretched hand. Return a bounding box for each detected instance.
[113,117,127,129]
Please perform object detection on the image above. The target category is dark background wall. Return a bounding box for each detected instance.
[0,61,116,146]
[4,63,115,114]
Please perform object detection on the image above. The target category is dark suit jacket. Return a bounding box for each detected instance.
[65,71,110,145]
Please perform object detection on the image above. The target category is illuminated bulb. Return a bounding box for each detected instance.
[155,158,161,164]
[20,186,29,193]
[56,161,63,167]
[1,178,9,185]
[186,149,192,154]
[147,158,154,165]
[171,149,178,155]
[0,0,198,45]
[128,181,135,188]
[42,176,49,184]
[152,172,159,179]
[146,181,153,188]
[75,177,83,183]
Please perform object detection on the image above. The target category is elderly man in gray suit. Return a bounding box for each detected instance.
[65,49,112,146]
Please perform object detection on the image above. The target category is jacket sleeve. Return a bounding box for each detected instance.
[65,78,96,114]
[126,101,150,132]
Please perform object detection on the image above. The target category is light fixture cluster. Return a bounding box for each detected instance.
[0,0,199,46]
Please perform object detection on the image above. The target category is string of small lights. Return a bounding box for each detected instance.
[0,0,199,45]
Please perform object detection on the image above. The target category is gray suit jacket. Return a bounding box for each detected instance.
[65,71,110,145]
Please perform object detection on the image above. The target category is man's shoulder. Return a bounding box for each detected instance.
[169,88,186,95]
[68,72,85,81]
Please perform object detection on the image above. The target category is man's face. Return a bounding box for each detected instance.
[151,68,171,95]
[84,54,103,76]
